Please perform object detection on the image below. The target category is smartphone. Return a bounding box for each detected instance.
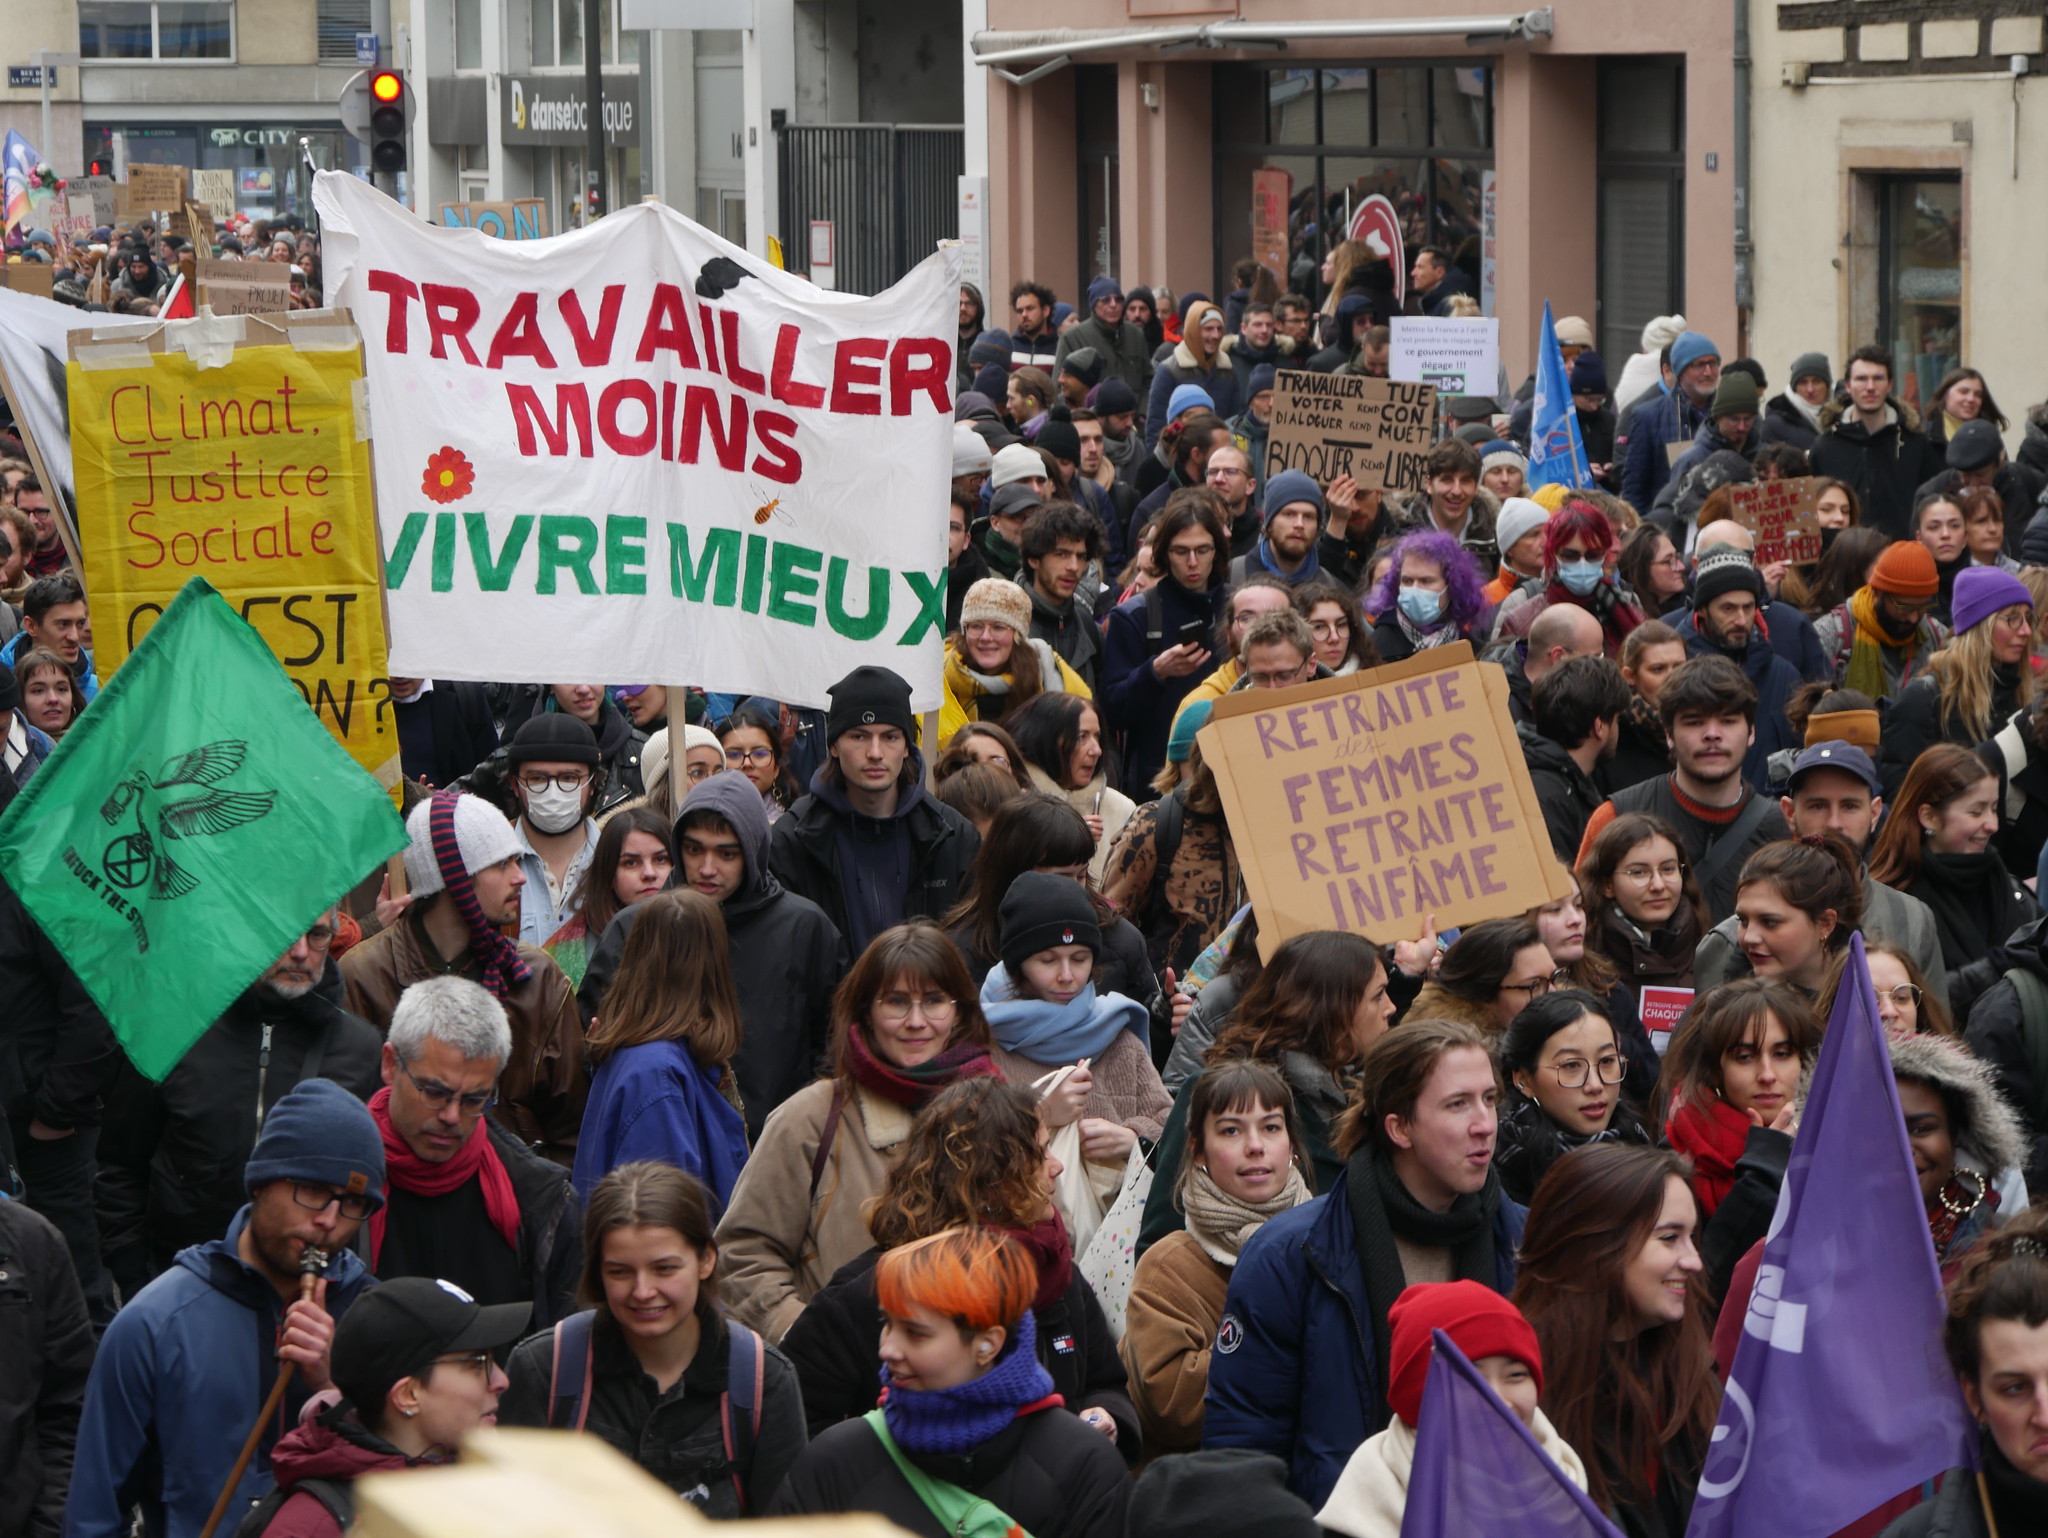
[1176,618,1208,648]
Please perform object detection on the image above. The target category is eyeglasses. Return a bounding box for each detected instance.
[289,1180,376,1221]
[1167,543,1216,561]
[1501,969,1567,999]
[873,990,958,1023]
[1617,862,1686,883]
[725,747,776,766]
[1206,467,1248,481]
[1543,1054,1628,1089]
[1879,983,1923,1009]
[433,1351,495,1377]
[516,771,591,793]
[1884,595,1936,618]
[397,1053,498,1116]
[302,923,337,950]
[1309,618,1351,639]
[1652,555,1689,571]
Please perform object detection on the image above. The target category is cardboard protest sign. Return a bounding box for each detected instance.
[66,309,400,788]
[125,163,188,211]
[0,264,54,298]
[169,201,213,244]
[70,174,116,226]
[315,171,958,710]
[198,259,295,316]
[1728,476,1823,565]
[191,168,237,213]
[436,199,551,240]
[1390,317,1500,395]
[1264,370,1435,495]
[1201,644,1569,960]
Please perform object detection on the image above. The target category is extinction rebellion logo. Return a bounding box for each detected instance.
[60,741,278,954]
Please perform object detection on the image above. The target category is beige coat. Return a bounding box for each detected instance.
[1025,764,1136,884]
[1119,1229,1231,1459]
[989,1026,1172,1145]
[713,1077,912,1344]
[1317,1408,1589,1538]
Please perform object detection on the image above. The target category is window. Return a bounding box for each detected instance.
[315,0,369,63]
[455,0,483,70]
[80,1,232,61]
[1075,64,1118,284]
[1596,57,1685,369]
[529,0,639,70]
[1878,176,1962,412]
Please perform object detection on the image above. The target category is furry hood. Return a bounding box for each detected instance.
[1817,393,1923,436]
[1887,1031,2027,1180]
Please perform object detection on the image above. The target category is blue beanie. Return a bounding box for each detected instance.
[1051,302,1076,328]
[1670,331,1721,375]
[245,1078,386,1213]
[968,330,1013,369]
[1568,351,1608,396]
[1263,469,1325,526]
[1177,291,1211,325]
[1168,699,1215,763]
[972,362,1011,403]
[1247,363,1277,398]
[1168,383,1216,422]
[1335,293,1375,334]
[1087,275,1123,309]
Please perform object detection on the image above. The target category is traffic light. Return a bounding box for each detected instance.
[88,158,111,176]
[369,70,407,175]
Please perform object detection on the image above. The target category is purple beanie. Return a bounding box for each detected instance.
[1950,565,2035,636]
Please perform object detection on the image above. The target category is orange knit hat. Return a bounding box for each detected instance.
[1868,540,1939,599]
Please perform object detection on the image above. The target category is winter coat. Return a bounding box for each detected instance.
[1385,484,1503,578]
[572,1038,750,1207]
[64,1210,377,1538]
[1491,1094,1656,1207]
[1668,418,1758,489]
[1517,721,1606,863]
[581,773,846,1138]
[1056,315,1155,397]
[1621,387,1708,513]
[341,914,587,1164]
[1980,702,2048,881]
[1602,703,1672,793]
[1118,1231,1231,1457]
[254,1406,435,1538]
[1024,581,1104,693]
[715,1079,915,1344]
[1145,340,1239,450]
[1099,577,1230,794]
[1882,670,2026,800]
[1811,601,1949,699]
[770,1400,1130,1538]
[0,868,119,1136]
[1022,764,1135,886]
[1672,614,1802,793]
[1202,1160,1526,1508]
[499,1306,808,1514]
[409,1115,584,1331]
[1219,332,1295,404]
[0,1199,92,1538]
[768,762,980,959]
[780,1246,1140,1454]
[1961,914,2048,1189]
[939,637,1092,744]
[1758,391,1821,453]
[1693,873,1948,1000]
[95,981,384,1302]
[1888,1030,2026,1249]
[1807,396,1947,540]
[989,1023,1171,1145]
[389,680,501,791]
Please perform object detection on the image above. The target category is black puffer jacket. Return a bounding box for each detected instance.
[1491,1094,1655,1207]
[1806,395,1946,540]
[1960,914,2048,1190]
[771,1397,1130,1538]
[778,1246,1141,1462]
[93,972,383,1300]
[581,773,848,1138]
[0,1200,92,1538]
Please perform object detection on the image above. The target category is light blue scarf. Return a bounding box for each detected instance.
[979,965,1151,1063]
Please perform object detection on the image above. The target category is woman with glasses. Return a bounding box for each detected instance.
[1408,917,1558,1037]
[1824,942,1956,1037]
[1493,990,1653,1205]
[716,703,799,823]
[1579,812,1709,999]
[1490,499,1645,658]
[1615,524,1690,620]
[251,1276,529,1537]
[502,1162,808,1515]
[571,891,750,1208]
[1293,577,1378,677]
[715,922,997,1344]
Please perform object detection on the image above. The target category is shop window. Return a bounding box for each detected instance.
[1879,176,1962,412]
[80,1,233,61]
[1595,57,1684,369]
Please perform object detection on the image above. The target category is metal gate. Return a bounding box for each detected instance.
[777,124,964,296]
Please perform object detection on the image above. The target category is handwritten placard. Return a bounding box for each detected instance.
[1250,168,1291,287]
[1264,369,1436,495]
[1201,643,1569,959]
[125,163,189,211]
[197,259,295,315]
[1728,476,1823,565]
[191,167,237,213]
[435,199,551,240]
[1389,316,1500,396]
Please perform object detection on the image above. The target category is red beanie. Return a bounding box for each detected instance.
[1385,1281,1544,1427]
[1868,540,1939,600]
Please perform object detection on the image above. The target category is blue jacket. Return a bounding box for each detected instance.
[1099,577,1227,795]
[1620,386,1705,513]
[1201,1164,1526,1508]
[7,717,53,789]
[1675,613,1804,793]
[571,1039,750,1210]
[64,1208,376,1538]
[0,630,98,703]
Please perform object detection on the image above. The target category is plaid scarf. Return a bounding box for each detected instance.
[429,788,531,1001]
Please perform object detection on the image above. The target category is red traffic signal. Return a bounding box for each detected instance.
[371,70,403,103]
[369,70,408,174]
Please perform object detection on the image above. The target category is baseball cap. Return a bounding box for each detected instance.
[1785,742,1881,797]
[330,1277,530,1416]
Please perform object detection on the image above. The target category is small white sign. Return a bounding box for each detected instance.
[1389,316,1500,397]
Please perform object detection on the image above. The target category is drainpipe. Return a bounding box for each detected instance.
[1733,0,1754,346]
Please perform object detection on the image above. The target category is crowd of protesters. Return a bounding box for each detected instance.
[8,242,2048,1538]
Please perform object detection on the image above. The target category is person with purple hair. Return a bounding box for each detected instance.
[1368,529,1490,664]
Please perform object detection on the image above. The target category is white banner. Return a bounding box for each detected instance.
[313,173,959,710]
[0,285,143,513]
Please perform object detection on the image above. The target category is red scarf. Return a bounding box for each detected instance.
[1004,1213,1075,1312]
[1665,1096,1752,1217]
[844,1026,997,1109]
[367,1087,522,1267]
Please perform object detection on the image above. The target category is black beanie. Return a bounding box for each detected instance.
[1036,418,1082,465]
[999,871,1101,976]
[507,713,600,765]
[1127,1452,1321,1538]
[826,665,916,744]
[1094,378,1139,416]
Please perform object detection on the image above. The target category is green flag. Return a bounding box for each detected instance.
[0,576,406,1079]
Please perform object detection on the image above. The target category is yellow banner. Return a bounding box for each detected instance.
[67,339,399,787]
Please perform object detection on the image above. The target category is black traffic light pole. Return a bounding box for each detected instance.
[583,0,607,221]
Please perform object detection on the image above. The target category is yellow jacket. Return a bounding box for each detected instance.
[939,638,1092,743]
[1171,658,1241,728]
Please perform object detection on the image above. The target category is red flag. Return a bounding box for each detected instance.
[160,272,193,318]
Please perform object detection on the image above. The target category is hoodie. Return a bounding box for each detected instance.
[578,771,848,1138]
[257,1402,444,1538]
[65,1210,377,1538]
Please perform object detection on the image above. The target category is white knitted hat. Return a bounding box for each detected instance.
[403,793,523,899]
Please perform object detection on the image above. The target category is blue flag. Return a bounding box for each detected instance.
[1400,1330,1624,1538]
[1685,932,1975,1538]
[1527,301,1589,491]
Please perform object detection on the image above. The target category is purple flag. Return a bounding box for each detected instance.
[1400,1330,1624,1538]
[1684,932,1975,1538]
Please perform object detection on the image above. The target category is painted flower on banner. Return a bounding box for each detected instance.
[421,447,475,504]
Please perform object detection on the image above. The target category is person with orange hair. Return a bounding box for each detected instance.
[771,1228,1130,1538]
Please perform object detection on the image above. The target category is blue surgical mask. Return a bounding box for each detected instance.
[1557,559,1604,596]
[1398,587,1444,625]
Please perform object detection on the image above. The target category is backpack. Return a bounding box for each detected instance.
[546,1309,767,1511]
[2000,966,2048,1136]
[233,1478,354,1538]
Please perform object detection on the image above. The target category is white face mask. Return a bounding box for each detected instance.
[523,781,587,834]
